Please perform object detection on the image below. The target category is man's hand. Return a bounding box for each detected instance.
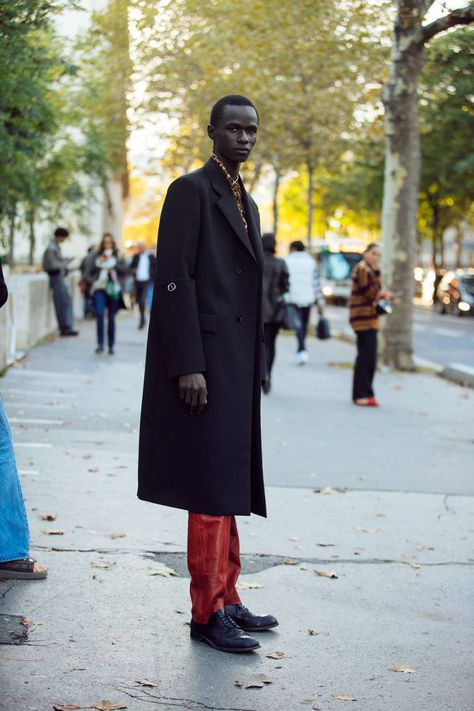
[178,373,207,414]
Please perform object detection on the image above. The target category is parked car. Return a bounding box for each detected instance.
[436,269,474,316]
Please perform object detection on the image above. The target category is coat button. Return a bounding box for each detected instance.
[235,266,242,274]
[236,315,243,322]
[167,282,176,292]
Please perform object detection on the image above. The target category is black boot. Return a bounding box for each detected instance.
[225,603,279,632]
[190,609,260,653]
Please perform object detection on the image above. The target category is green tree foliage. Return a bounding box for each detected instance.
[132,0,391,238]
[418,27,474,266]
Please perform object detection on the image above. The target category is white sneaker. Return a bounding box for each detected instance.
[296,350,309,366]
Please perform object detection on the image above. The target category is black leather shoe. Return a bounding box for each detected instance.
[190,609,260,653]
[225,603,279,632]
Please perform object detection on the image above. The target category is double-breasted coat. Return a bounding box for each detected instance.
[137,158,267,517]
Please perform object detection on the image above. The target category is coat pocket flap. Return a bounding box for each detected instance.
[199,312,218,333]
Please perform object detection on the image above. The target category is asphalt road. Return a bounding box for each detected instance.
[326,303,474,369]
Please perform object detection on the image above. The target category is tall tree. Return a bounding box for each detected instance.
[381,1,474,369]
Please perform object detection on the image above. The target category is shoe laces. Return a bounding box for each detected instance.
[221,611,239,629]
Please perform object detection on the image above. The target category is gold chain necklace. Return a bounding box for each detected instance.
[211,153,248,231]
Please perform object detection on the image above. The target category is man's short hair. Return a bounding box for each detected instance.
[210,95,259,126]
[290,240,305,252]
[54,227,69,238]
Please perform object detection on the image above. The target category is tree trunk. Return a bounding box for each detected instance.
[28,208,36,266]
[272,171,280,237]
[8,202,16,267]
[381,2,425,371]
[454,223,463,268]
[381,1,474,369]
[306,161,314,247]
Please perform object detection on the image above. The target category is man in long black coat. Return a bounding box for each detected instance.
[138,95,278,653]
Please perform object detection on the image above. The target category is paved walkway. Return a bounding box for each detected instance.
[1,311,473,711]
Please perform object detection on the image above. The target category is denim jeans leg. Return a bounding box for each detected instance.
[0,399,30,562]
[107,296,117,348]
[94,290,106,347]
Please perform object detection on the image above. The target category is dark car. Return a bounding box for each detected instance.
[436,270,474,316]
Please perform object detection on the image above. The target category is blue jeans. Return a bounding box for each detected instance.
[94,290,118,348]
[0,398,30,562]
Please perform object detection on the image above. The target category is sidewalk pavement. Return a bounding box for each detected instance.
[1,311,473,711]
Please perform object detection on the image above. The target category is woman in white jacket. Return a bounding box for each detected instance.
[285,240,324,365]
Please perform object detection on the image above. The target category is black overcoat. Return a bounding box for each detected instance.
[137,158,267,517]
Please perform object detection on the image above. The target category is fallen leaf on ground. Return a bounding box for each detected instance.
[411,563,421,570]
[90,561,115,569]
[234,680,243,687]
[135,679,159,687]
[148,566,178,577]
[92,702,127,710]
[314,569,338,579]
[266,651,285,659]
[333,694,357,701]
[244,673,273,688]
[389,665,416,674]
[237,581,264,589]
[317,542,336,547]
[20,619,36,628]
[68,667,86,672]
[357,527,378,534]
[40,513,57,521]
[283,558,298,565]
[308,629,320,636]
[41,529,64,535]
[53,705,82,711]
[313,486,332,495]
[288,536,301,541]
[107,532,126,539]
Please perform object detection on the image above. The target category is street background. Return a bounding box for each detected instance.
[1,311,473,711]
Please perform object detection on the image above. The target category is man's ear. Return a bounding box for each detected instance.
[207,124,214,141]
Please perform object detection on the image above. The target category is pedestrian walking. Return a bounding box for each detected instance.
[130,242,156,329]
[0,262,47,581]
[42,227,78,336]
[285,240,324,365]
[262,232,289,394]
[79,245,96,319]
[349,242,391,407]
[84,234,126,355]
[138,95,278,654]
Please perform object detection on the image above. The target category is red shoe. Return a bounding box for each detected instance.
[367,397,380,407]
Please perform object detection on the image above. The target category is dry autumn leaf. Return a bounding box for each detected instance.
[317,542,336,547]
[148,566,178,577]
[266,651,285,659]
[244,673,273,689]
[107,532,126,540]
[20,619,35,627]
[237,581,264,590]
[333,695,357,702]
[53,705,82,711]
[92,702,127,711]
[389,665,416,674]
[314,569,338,579]
[40,513,57,521]
[90,561,115,569]
[308,629,320,636]
[283,558,298,565]
[42,529,64,535]
[314,486,332,495]
[135,680,159,687]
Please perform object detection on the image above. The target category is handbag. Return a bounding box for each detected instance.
[105,278,121,301]
[316,315,331,340]
[282,303,302,331]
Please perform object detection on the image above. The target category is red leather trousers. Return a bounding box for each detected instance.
[187,513,242,623]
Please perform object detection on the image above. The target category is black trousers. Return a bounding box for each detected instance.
[353,329,378,400]
[135,280,150,324]
[264,322,280,377]
[295,306,311,352]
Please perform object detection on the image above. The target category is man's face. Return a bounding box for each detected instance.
[208,105,258,164]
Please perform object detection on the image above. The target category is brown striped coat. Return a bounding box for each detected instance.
[349,261,381,332]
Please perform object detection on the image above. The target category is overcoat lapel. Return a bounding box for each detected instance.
[204,159,256,262]
[241,185,263,268]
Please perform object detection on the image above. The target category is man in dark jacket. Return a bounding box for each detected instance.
[262,233,289,394]
[138,95,278,653]
[42,227,78,336]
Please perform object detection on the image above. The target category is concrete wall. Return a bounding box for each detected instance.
[0,272,81,372]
